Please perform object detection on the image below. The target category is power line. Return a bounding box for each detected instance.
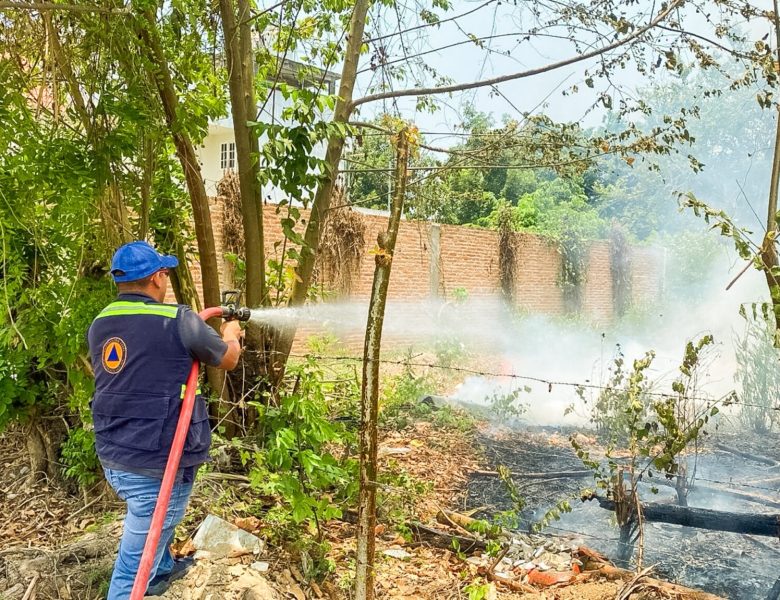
[339,150,596,173]
[363,0,499,45]
[288,353,737,408]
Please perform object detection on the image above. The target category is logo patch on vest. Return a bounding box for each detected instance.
[102,338,127,374]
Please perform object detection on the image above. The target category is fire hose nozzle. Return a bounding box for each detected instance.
[221,305,251,322]
[220,290,252,322]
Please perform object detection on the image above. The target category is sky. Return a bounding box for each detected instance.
[346,0,773,145]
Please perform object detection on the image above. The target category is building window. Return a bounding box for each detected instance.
[220,142,235,170]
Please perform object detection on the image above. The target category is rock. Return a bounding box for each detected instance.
[193,514,265,559]
[241,577,280,599]
[382,548,413,560]
[251,561,270,573]
[534,550,571,571]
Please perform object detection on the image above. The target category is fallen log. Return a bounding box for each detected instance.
[587,494,780,537]
[714,442,779,467]
[409,522,486,552]
[435,509,513,541]
[471,469,593,480]
[435,510,475,538]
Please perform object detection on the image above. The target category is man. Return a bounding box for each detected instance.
[88,241,242,598]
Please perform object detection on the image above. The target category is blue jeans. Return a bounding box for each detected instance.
[104,468,194,599]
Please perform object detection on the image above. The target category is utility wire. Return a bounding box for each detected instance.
[364,0,499,44]
[288,353,737,408]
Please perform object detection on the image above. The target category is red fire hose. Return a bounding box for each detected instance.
[129,306,224,600]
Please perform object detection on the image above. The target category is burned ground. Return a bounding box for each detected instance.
[467,426,780,600]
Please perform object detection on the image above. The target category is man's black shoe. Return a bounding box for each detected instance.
[145,557,195,596]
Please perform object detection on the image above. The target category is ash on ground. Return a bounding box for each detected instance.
[467,427,780,600]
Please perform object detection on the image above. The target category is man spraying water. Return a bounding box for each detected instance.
[87,241,243,598]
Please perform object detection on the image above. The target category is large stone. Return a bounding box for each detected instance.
[192,515,265,559]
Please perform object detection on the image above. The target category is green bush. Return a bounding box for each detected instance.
[246,357,357,532]
[61,426,102,487]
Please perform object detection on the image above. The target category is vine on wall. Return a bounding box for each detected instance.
[609,223,633,317]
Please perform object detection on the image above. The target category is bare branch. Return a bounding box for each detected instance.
[364,0,498,44]
[656,24,753,60]
[351,0,683,109]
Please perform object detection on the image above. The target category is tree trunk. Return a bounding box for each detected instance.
[219,0,269,432]
[152,158,202,311]
[270,0,371,383]
[761,105,780,339]
[138,135,153,240]
[763,7,780,343]
[26,419,49,483]
[354,128,409,600]
[134,9,223,354]
[135,10,225,400]
[615,522,635,568]
[714,442,779,467]
[218,0,265,309]
[25,412,60,484]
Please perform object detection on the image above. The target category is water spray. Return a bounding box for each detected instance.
[130,290,251,599]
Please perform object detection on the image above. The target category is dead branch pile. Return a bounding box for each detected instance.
[315,187,366,296]
[217,171,245,257]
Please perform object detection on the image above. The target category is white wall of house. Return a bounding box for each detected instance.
[197,124,236,196]
[196,86,332,203]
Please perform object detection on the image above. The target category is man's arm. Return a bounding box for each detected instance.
[218,321,242,370]
[179,308,243,370]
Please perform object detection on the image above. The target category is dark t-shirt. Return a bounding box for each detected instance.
[178,305,229,367]
[98,293,228,483]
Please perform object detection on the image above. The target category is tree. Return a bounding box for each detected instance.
[354,125,412,600]
[0,0,229,476]
[219,0,266,310]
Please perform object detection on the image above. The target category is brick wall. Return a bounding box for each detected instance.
[171,199,664,343]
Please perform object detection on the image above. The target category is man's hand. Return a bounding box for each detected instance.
[220,320,243,342]
[218,321,243,370]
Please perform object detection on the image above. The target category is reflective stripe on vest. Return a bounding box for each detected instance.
[180,384,202,398]
[94,301,178,320]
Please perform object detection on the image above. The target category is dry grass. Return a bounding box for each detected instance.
[315,187,367,297]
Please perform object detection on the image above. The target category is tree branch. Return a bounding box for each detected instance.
[655,24,753,60]
[351,0,682,109]
[0,1,128,12]
[364,0,498,44]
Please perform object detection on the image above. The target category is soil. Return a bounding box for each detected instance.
[0,417,726,599]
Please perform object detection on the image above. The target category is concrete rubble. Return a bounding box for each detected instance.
[464,531,588,586]
[147,514,281,599]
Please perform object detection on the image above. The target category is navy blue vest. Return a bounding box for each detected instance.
[87,297,211,471]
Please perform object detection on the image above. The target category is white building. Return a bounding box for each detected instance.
[196,58,340,201]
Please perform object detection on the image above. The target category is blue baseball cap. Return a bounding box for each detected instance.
[110,241,179,283]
